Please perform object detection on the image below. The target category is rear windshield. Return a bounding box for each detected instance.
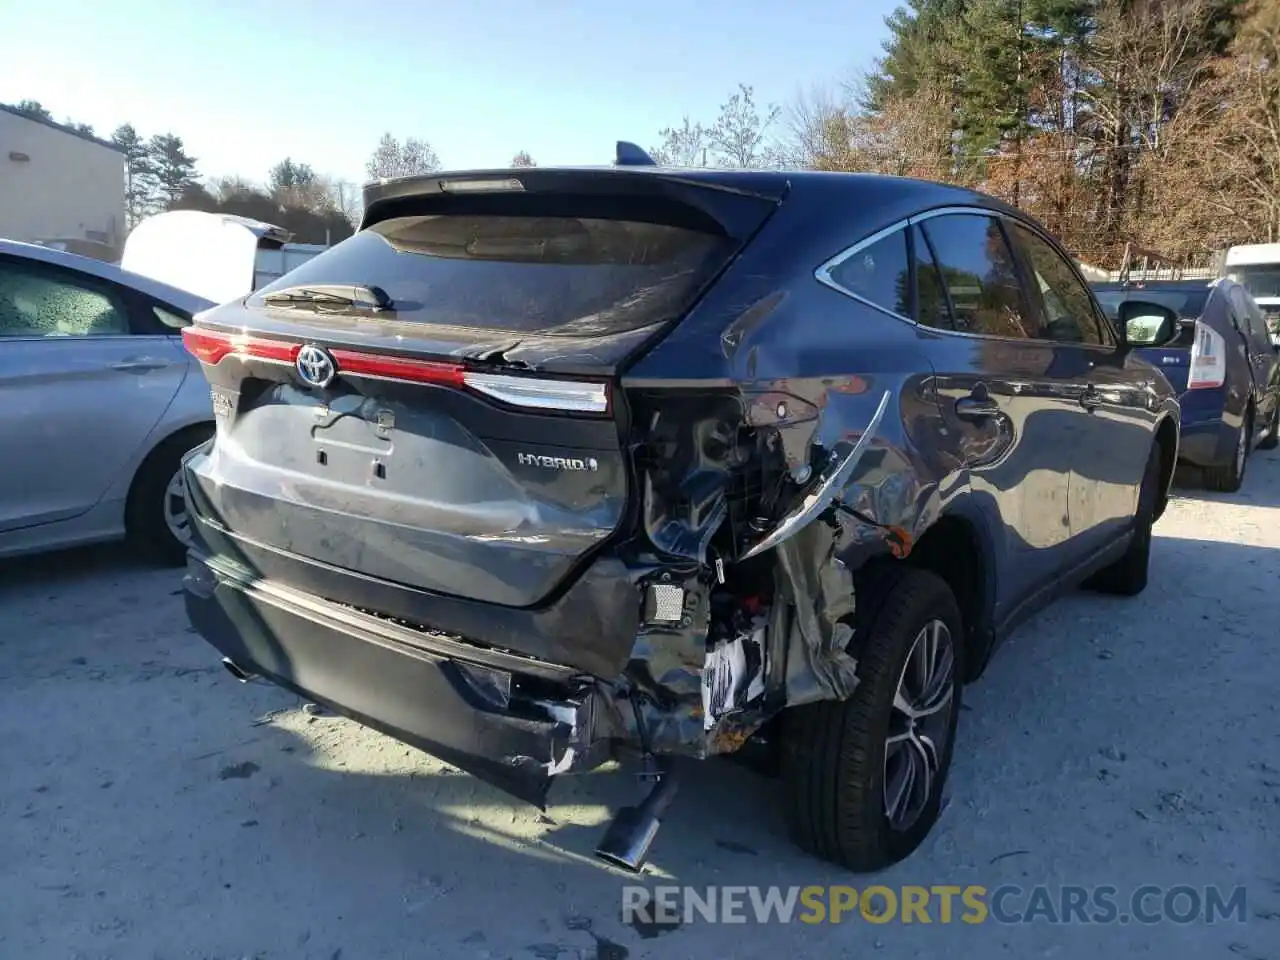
[1227,265,1280,300]
[251,214,735,337]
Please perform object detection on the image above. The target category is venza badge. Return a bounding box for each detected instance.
[296,344,336,388]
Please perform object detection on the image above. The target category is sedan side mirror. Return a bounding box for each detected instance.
[1117,300,1180,348]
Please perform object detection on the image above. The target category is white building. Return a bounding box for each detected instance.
[0,104,126,255]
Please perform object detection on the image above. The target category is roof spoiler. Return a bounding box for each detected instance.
[615,141,657,166]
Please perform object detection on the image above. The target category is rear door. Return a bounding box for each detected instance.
[914,211,1080,610]
[184,173,783,609]
[1004,221,1149,555]
[0,255,187,532]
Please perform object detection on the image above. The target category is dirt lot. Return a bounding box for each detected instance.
[2,454,1278,960]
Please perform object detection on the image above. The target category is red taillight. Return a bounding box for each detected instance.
[181,326,610,414]
[181,327,299,366]
[181,327,234,364]
[329,348,466,386]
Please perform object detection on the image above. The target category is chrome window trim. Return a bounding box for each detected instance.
[814,205,1120,350]
[814,220,916,325]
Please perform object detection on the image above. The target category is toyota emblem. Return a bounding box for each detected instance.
[296,344,336,388]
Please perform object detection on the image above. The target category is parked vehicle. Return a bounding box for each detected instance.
[120,211,326,305]
[1092,278,1280,492]
[1224,243,1280,346]
[180,162,1182,872]
[0,239,216,562]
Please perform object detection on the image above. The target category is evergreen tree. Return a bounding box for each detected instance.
[111,124,156,227]
[147,134,200,209]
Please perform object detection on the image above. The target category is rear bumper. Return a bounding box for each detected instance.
[183,552,617,806]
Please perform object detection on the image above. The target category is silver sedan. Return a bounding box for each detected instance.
[0,239,215,563]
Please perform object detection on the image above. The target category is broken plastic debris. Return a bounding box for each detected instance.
[700,617,768,730]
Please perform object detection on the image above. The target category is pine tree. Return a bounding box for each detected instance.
[111,124,156,227]
[147,134,200,209]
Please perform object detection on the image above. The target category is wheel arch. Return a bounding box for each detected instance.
[124,420,215,518]
[845,505,998,684]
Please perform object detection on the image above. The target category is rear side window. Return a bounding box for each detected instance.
[0,259,130,338]
[1006,223,1105,345]
[252,214,736,336]
[918,214,1039,339]
[825,229,911,317]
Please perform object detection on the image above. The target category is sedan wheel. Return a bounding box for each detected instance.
[163,467,193,549]
[126,428,212,566]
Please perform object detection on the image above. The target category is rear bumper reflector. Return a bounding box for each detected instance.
[181,326,610,414]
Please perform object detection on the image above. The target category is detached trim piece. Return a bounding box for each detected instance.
[742,390,893,559]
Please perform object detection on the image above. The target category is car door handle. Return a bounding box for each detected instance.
[111,357,169,373]
[955,396,1000,421]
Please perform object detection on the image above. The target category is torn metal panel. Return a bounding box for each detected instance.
[775,522,860,707]
[611,381,898,758]
[741,390,892,559]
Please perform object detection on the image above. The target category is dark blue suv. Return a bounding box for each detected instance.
[179,166,1183,872]
[1093,279,1280,491]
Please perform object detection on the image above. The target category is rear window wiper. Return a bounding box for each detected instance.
[261,283,394,312]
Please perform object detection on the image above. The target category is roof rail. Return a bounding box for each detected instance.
[615,141,656,166]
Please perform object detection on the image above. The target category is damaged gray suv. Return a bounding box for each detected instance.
[181,154,1182,872]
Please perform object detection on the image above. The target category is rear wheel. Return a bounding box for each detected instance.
[780,566,963,871]
[1259,403,1279,451]
[1203,410,1251,493]
[125,427,212,566]
[1086,441,1159,596]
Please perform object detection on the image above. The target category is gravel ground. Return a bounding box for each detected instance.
[2,452,1278,960]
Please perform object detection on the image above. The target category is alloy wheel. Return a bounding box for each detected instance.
[884,618,956,832]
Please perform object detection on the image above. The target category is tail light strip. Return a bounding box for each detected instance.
[180,326,610,414]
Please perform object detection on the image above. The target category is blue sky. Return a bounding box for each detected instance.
[3,0,899,188]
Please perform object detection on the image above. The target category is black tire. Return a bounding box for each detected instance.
[125,427,212,566]
[1085,441,1160,596]
[780,565,964,872]
[1259,403,1279,451]
[1203,409,1251,493]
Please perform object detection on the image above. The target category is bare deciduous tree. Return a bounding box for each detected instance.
[366,133,440,180]
[705,84,782,168]
[649,117,708,167]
